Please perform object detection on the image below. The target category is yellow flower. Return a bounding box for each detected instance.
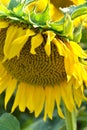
[0,17,87,121]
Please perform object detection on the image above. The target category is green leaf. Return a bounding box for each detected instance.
[77,110,87,122]
[0,113,20,130]
[22,110,65,130]
[29,4,50,27]
[22,119,65,130]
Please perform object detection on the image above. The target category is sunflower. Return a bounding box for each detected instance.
[0,0,87,121]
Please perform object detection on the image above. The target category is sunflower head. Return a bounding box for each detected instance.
[0,0,87,120]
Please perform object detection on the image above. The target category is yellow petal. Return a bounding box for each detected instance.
[33,86,45,117]
[0,0,10,6]
[44,86,55,120]
[73,86,83,107]
[36,0,49,12]
[81,64,87,83]
[25,1,36,13]
[53,38,69,56]
[4,26,29,55]
[30,33,43,54]
[4,26,20,57]
[60,82,75,112]
[5,78,17,109]
[53,38,64,56]
[73,62,83,81]
[18,83,28,111]
[6,29,34,59]
[4,26,35,60]
[12,83,27,112]
[69,41,87,58]
[0,21,9,28]
[0,73,10,94]
[64,53,75,75]
[26,85,34,113]
[54,85,65,118]
[44,31,56,56]
[50,3,63,21]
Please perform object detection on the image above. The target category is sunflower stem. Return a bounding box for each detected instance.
[64,105,77,130]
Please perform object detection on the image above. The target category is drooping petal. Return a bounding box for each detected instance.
[4,26,22,59]
[4,26,35,60]
[33,86,45,117]
[60,82,75,112]
[53,38,69,56]
[30,33,43,54]
[5,78,17,109]
[49,3,63,21]
[26,85,34,113]
[64,53,75,75]
[73,86,84,107]
[54,85,65,118]
[35,0,49,12]
[44,86,55,120]
[44,31,56,56]
[0,66,10,94]
[73,62,84,82]
[25,1,36,13]
[69,41,87,58]
[0,76,8,93]
[11,83,28,112]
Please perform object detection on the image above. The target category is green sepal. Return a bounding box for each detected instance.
[49,19,64,33]
[13,3,24,17]
[49,14,73,39]
[29,4,50,27]
[71,2,87,20]
[73,24,82,42]
[63,14,73,39]
[60,2,87,20]
[0,4,10,17]
[8,0,20,10]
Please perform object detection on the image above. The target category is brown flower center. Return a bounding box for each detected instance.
[0,28,67,87]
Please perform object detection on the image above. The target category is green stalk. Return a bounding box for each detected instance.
[64,105,77,130]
